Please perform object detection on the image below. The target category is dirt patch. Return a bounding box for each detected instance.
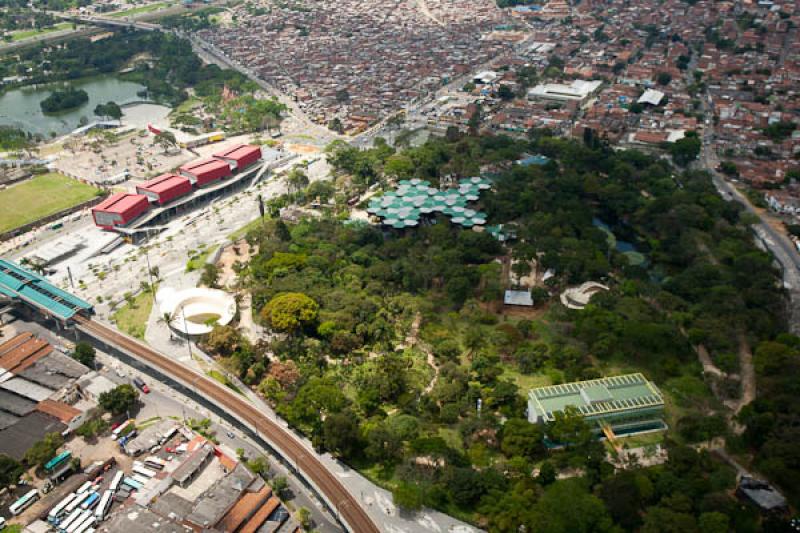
[216,239,257,288]
[287,143,320,154]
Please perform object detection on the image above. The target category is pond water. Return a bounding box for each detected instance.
[187,312,222,325]
[0,75,148,137]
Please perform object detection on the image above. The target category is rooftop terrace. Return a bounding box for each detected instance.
[528,373,664,424]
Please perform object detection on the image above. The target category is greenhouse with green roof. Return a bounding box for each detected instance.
[527,373,665,435]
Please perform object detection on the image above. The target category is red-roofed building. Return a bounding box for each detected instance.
[213,144,262,172]
[91,193,150,229]
[179,159,232,187]
[136,173,193,205]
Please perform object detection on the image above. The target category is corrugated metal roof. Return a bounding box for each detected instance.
[139,173,190,194]
[0,259,92,320]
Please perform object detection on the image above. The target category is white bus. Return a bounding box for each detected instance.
[65,510,92,533]
[76,481,92,494]
[112,420,134,440]
[130,474,149,486]
[131,464,156,478]
[94,490,113,521]
[143,456,166,470]
[73,514,96,533]
[75,516,97,533]
[48,492,78,524]
[65,492,90,514]
[79,492,99,510]
[109,471,124,492]
[58,509,84,532]
[9,489,39,516]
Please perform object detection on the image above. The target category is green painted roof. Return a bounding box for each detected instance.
[0,258,92,320]
[528,373,663,423]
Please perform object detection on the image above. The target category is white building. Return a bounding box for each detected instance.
[527,80,603,103]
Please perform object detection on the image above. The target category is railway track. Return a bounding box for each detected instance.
[74,315,379,533]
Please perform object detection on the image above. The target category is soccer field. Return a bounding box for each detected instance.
[0,173,100,234]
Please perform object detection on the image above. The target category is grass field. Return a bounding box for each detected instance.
[10,22,72,42]
[0,173,100,234]
[109,2,170,18]
[112,289,155,340]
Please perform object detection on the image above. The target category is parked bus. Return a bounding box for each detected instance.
[118,430,137,447]
[131,464,156,478]
[159,427,177,444]
[122,477,142,490]
[65,510,92,533]
[74,515,96,533]
[112,419,134,440]
[94,490,113,521]
[45,451,72,473]
[48,492,78,524]
[9,489,39,516]
[131,474,149,486]
[143,457,166,470]
[65,492,90,514]
[80,492,100,510]
[109,471,124,492]
[58,508,85,532]
[76,481,92,494]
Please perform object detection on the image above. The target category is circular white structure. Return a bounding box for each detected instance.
[157,287,237,336]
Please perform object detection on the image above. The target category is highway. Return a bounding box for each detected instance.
[74,315,380,533]
[699,98,800,332]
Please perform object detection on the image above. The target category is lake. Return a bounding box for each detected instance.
[0,75,148,137]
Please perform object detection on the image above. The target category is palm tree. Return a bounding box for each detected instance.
[158,312,174,340]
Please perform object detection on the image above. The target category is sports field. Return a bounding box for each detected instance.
[10,22,72,42]
[0,173,99,234]
[109,2,170,18]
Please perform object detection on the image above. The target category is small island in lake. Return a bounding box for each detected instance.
[40,87,89,113]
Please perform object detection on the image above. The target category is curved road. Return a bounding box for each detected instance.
[74,315,379,533]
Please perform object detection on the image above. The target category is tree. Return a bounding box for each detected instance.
[295,507,312,529]
[0,454,23,487]
[246,456,269,477]
[528,479,614,533]
[24,432,64,468]
[698,512,729,533]
[328,117,344,134]
[154,130,178,153]
[260,292,319,334]
[501,418,545,460]
[98,384,139,415]
[271,475,289,498]
[285,166,309,193]
[200,263,220,288]
[94,101,122,120]
[537,460,556,485]
[322,410,362,458]
[498,85,515,101]
[72,341,95,368]
[656,72,672,86]
[392,482,424,510]
[668,132,701,166]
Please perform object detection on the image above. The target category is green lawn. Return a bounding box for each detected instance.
[0,173,100,234]
[10,22,72,42]
[109,2,170,18]
[112,289,155,340]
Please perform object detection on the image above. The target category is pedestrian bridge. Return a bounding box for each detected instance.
[0,258,92,322]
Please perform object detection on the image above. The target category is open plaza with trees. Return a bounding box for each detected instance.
[196,128,798,530]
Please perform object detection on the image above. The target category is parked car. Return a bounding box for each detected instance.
[132,377,150,394]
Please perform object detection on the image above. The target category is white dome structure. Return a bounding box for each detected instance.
[157,287,237,336]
